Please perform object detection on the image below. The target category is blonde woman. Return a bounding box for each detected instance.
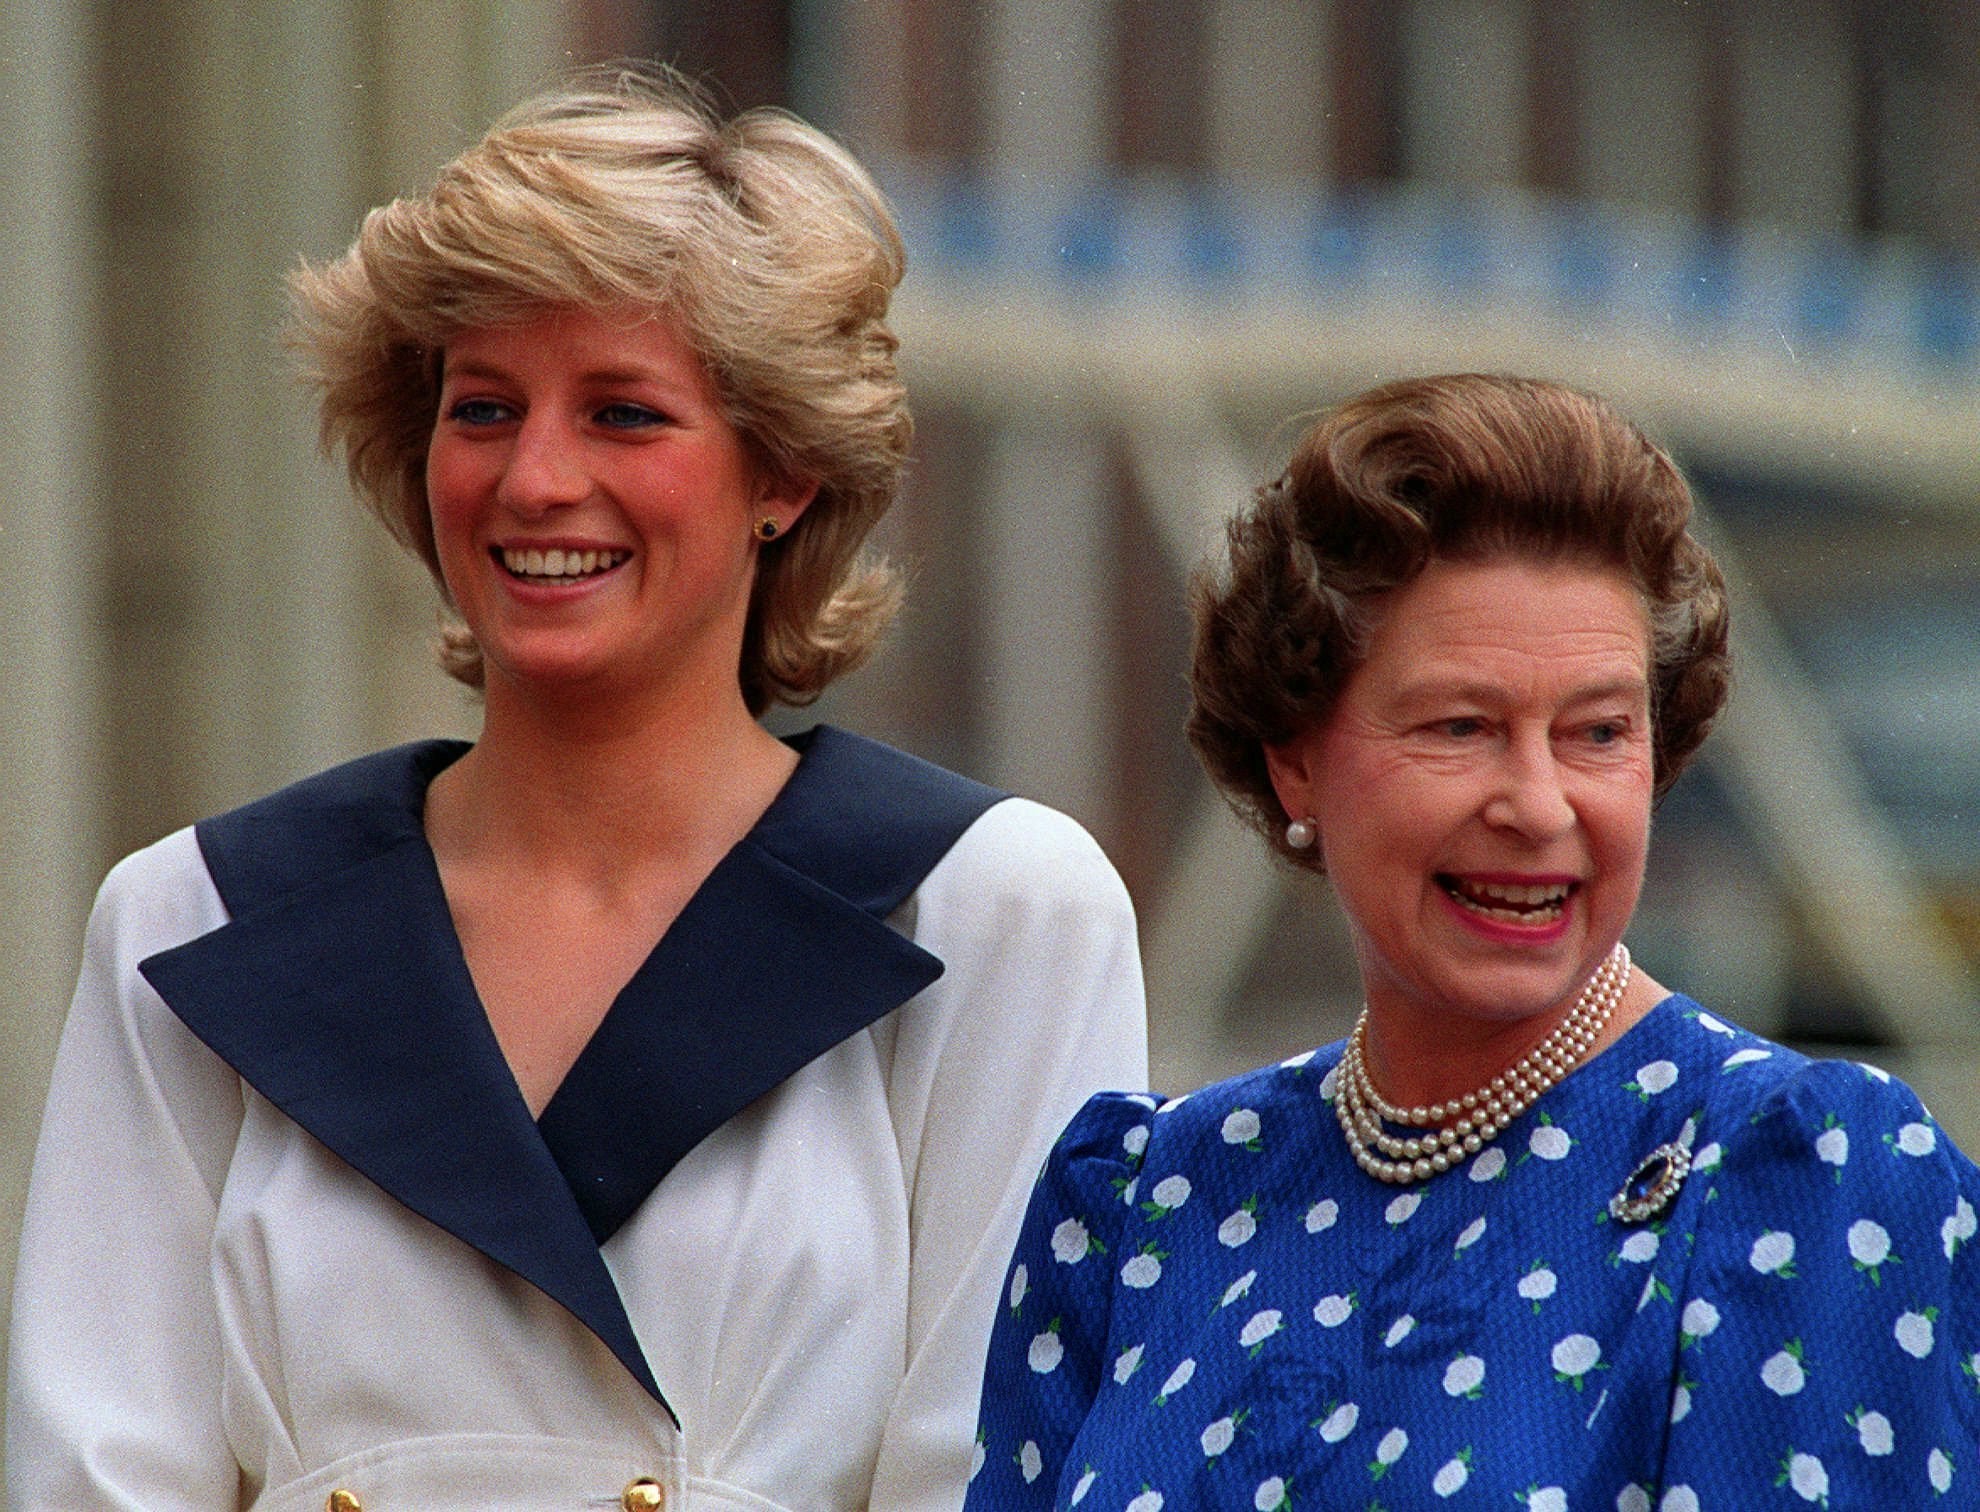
[9,73,1145,1512]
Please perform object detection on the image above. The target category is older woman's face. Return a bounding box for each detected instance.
[1267,556,1654,1038]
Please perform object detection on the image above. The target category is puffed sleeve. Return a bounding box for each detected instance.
[6,839,247,1510]
[868,801,1148,1512]
[1655,1060,1980,1506]
[963,1092,1155,1512]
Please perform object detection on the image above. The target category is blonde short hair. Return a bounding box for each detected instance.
[289,68,910,710]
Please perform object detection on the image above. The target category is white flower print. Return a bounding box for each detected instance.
[1374,1427,1409,1468]
[1123,1124,1149,1158]
[1695,1012,1734,1035]
[1028,1327,1064,1375]
[1316,1401,1358,1442]
[1156,1358,1196,1402]
[1071,1468,1096,1504]
[1433,1452,1473,1496]
[1470,1146,1509,1182]
[1253,1476,1287,1511]
[1848,1219,1893,1271]
[1750,1230,1797,1276]
[1113,1344,1145,1384]
[1281,1048,1316,1069]
[1928,1447,1953,1494]
[1619,1230,1660,1264]
[1455,1216,1487,1253]
[1126,1093,1160,1110]
[1386,1191,1422,1225]
[1443,1354,1486,1398]
[1853,1408,1894,1456]
[970,1438,984,1482]
[1220,1271,1257,1308]
[1240,1310,1284,1352]
[1660,1491,1700,1512]
[1815,1126,1849,1169]
[1219,1203,1258,1248]
[1008,1264,1030,1312]
[1385,1314,1417,1348]
[1529,1121,1572,1161]
[1632,1060,1679,1096]
[1518,1264,1558,1306]
[1019,1441,1043,1483]
[1693,1140,1725,1173]
[1319,1065,1340,1100]
[1552,1334,1602,1386]
[1121,1177,1139,1208]
[1722,1047,1772,1069]
[1148,1175,1192,1213]
[1525,1489,1567,1512]
[1783,1452,1828,1503]
[1126,1492,1164,1512]
[1222,1108,1262,1147]
[1157,1093,1189,1113]
[1761,1341,1807,1395]
[1313,1293,1354,1327]
[1858,1061,1892,1083]
[1895,1121,1936,1156]
[1305,1199,1339,1233]
[1200,1415,1238,1458]
[1121,1249,1163,1289]
[1895,1308,1937,1359]
[1680,1298,1720,1343]
[1945,1196,1977,1259]
[1052,1218,1093,1265]
[1670,1382,1692,1423]
[1616,1486,1652,1512]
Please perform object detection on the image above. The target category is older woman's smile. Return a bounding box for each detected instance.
[1437,873,1577,926]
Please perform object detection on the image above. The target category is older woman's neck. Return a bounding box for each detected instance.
[1360,967,1669,1112]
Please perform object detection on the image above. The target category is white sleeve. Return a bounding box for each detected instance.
[6,834,246,1510]
[867,799,1148,1512]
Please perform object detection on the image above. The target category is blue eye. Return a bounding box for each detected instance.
[447,398,510,426]
[1441,717,1484,738]
[597,402,665,429]
[1586,722,1622,745]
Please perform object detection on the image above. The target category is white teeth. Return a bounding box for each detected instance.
[501,547,628,579]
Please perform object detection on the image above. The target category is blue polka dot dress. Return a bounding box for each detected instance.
[964,996,1980,1510]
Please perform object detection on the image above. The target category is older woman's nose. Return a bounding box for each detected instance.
[496,416,591,512]
[1483,738,1576,839]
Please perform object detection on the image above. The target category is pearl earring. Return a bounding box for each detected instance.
[1285,817,1317,850]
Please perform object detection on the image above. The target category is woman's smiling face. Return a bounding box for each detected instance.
[425,305,812,707]
[1267,555,1656,1040]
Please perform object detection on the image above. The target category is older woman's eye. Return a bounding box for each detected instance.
[1440,717,1485,739]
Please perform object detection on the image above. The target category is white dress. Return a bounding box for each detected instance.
[7,728,1149,1512]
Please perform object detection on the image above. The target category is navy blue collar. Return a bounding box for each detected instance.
[138,727,1004,1418]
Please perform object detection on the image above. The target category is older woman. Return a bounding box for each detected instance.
[965,375,1978,1509]
[8,74,1145,1512]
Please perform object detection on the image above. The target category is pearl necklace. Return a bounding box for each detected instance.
[1336,943,1631,1184]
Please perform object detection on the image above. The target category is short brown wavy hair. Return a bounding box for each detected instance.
[1188,374,1730,866]
[288,67,910,711]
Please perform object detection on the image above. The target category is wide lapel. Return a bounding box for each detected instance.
[538,726,1007,1241]
[138,743,670,1413]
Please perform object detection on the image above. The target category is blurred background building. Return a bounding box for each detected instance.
[3,0,1977,1403]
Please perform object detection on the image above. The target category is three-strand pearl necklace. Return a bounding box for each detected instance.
[1337,942,1632,1184]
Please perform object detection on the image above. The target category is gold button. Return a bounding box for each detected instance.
[622,1477,666,1512]
[326,1493,362,1512]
